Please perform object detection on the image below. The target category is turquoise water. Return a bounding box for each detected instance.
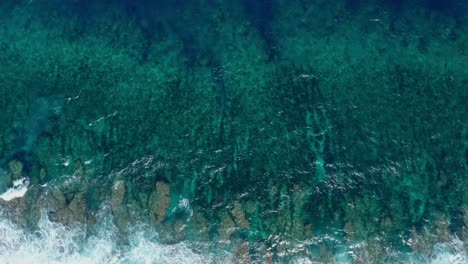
[0,0,467,263]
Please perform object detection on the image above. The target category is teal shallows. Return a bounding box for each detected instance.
[0,0,467,262]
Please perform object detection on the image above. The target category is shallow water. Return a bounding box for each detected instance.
[0,209,220,264]
[0,208,466,263]
[0,0,467,263]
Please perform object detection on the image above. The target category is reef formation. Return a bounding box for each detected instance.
[0,0,466,263]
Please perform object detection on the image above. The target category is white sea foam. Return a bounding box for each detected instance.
[406,238,467,264]
[0,209,216,264]
[0,207,465,264]
[0,177,29,201]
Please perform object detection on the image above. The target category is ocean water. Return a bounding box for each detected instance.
[0,207,465,263]
[0,0,467,263]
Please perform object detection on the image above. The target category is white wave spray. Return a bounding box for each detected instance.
[0,208,218,264]
[0,206,465,263]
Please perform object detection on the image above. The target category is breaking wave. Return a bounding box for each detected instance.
[0,207,465,263]
[0,208,220,264]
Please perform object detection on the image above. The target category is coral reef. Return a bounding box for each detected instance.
[0,0,466,262]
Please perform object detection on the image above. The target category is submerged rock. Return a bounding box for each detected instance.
[232,201,250,230]
[158,219,186,244]
[111,180,126,210]
[234,241,252,264]
[8,160,23,180]
[0,185,42,228]
[219,211,237,243]
[190,212,210,241]
[149,181,170,224]
[43,186,87,225]
[110,179,130,230]
[68,191,87,222]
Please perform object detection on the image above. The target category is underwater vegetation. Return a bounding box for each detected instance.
[0,0,466,263]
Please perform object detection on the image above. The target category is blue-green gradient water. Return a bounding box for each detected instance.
[0,0,467,263]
